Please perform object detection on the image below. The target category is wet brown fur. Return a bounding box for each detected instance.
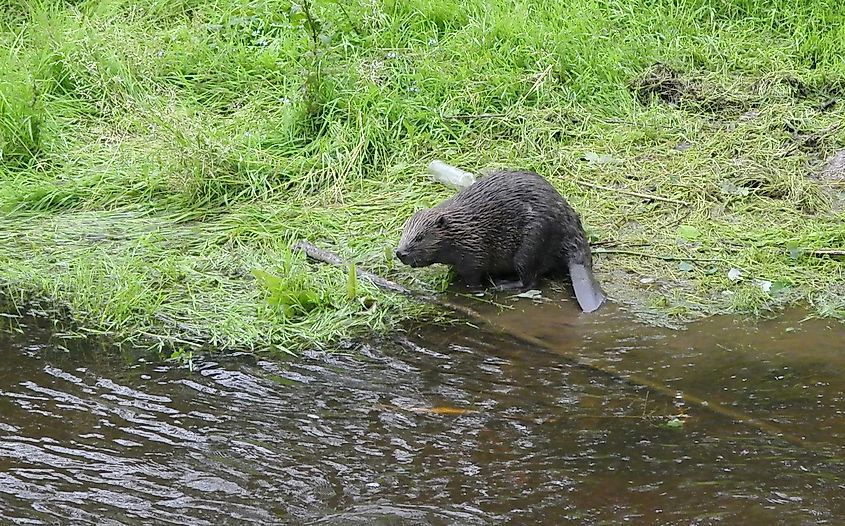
[396,169,597,293]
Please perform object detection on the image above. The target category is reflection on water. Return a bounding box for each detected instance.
[0,299,844,525]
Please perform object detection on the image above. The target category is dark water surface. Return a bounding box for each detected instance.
[1,295,844,525]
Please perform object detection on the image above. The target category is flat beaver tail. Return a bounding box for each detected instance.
[562,233,605,312]
[567,258,606,313]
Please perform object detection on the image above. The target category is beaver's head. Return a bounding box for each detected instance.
[395,208,450,267]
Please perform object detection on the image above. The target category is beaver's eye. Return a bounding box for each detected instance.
[414,233,424,242]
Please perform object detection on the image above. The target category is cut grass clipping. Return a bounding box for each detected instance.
[1,0,844,353]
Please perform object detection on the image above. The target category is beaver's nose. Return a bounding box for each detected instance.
[395,249,406,259]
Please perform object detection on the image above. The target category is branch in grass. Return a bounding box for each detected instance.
[809,249,845,257]
[292,240,484,320]
[593,248,727,263]
[575,179,689,206]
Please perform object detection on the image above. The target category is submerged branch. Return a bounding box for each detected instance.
[294,240,819,452]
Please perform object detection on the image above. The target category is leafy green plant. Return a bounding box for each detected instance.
[290,0,334,117]
[346,262,358,300]
[168,348,195,371]
[251,250,334,319]
[252,267,328,319]
[677,226,701,241]
[0,58,42,168]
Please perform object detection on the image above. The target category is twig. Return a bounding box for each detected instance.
[575,179,689,206]
[140,331,203,348]
[441,113,681,131]
[809,249,845,257]
[590,240,650,248]
[301,0,320,54]
[294,240,819,452]
[818,98,838,111]
[601,117,639,126]
[781,122,842,157]
[593,247,726,263]
[334,0,362,36]
[300,0,322,105]
[516,64,554,106]
[454,292,516,310]
[442,112,510,121]
[663,206,694,229]
[155,313,206,339]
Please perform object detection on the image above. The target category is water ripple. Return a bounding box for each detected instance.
[0,309,843,525]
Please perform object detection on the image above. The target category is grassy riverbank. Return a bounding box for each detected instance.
[1,0,844,353]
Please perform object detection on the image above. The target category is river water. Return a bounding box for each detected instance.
[1,294,844,525]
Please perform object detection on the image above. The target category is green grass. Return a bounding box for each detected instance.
[1,0,844,352]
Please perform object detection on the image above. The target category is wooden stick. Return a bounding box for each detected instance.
[293,240,821,452]
[590,240,650,248]
[781,122,842,157]
[293,241,417,296]
[809,249,845,257]
[515,64,554,106]
[442,112,510,120]
[576,179,689,206]
[593,247,727,263]
[292,240,484,320]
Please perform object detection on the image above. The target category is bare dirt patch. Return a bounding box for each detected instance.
[630,63,750,114]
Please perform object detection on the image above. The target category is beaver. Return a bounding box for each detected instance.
[395,169,605,313]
